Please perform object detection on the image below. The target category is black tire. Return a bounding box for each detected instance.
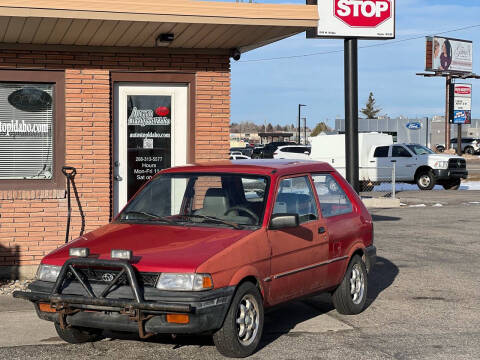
[332,255,368,315]
[54,323,104,344]
[416,170,436,190]
[464,146,474,155]
[213,282,264,358]
[442,179,461,190]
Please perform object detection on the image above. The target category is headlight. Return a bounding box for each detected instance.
[156,273,213,291]
[434,161,448,169]
[36,264,61,282]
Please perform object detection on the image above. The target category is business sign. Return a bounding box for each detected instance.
[425,37,473,73]
[449,83,472,124]
[307,0,395,39]
[406,122,422,130]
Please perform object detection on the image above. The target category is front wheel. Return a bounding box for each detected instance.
[213,282,264,358]
[416,170,436,190]
[332,255,368,315]
[54,323,104,344]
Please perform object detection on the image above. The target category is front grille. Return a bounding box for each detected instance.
[448,158,466,169]
[73,268,159,288]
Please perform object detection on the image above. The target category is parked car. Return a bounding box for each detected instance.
[229,154,250,160]
[273,145,311,160]
[310,133,468,190]
[449,138,480,155]
[14,160,375,358]
[230,147,253,157]
[251,141,296,159]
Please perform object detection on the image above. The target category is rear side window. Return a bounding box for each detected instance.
[311,174,353,218]
[374,146,389,157]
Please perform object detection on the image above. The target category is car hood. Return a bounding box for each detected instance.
[418,154,463,160]
[42,223,254,273]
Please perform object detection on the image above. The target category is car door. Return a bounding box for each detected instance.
[369,145,391,182]
[266,175,324,305]
[391,145,416,180]
[311,173,357,289]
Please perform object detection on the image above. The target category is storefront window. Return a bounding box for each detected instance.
[0,83,54,180]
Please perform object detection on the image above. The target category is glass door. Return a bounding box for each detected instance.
[113,84,188,215]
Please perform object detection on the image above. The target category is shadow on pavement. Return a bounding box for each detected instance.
[365,256,399,308]
[371,214,401,222]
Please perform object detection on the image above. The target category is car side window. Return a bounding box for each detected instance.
[272,176,318,224]
[311,174,353,218]
[374,146,389,157]
[392,146,411,157]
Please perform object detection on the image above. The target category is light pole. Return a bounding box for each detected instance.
[298,104,306,144]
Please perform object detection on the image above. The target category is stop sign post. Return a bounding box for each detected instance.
[307,0,395,192]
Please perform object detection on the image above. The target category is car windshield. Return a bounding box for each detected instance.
[118,173,269,228]
[406,144,434,155]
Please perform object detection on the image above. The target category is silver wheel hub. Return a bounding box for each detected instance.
[419,175,431,187]
[350,264,365,305]
[235,294,259,346]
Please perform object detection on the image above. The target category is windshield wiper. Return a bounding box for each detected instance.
[121,211,177,225]
[179,214,242,230]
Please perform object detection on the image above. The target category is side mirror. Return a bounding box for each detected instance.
[269,214,299,230]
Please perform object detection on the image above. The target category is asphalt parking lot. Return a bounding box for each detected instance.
[1,190,479,359]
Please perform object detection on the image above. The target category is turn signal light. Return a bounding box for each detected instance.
[202,276,213,289]
[38,303,56,313]
[166,314,190,324]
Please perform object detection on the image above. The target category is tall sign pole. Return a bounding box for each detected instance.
[344,39,359,192]
[307,0,395,193]
[445,75,451,151]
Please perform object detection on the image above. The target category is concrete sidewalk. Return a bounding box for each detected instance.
[0,296,63,347]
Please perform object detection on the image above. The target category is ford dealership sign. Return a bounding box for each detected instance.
[307,0,395,39]
[406,122,422,130]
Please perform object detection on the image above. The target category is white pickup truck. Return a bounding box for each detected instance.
[309,133,468,190]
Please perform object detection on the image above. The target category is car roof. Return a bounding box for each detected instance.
[161,159,334,176]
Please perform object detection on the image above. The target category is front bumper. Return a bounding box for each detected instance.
[13,258,234,336]
[433,169,468,180]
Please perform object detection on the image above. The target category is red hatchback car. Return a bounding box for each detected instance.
[15,160,375,358]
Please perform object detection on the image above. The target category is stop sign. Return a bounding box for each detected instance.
[334,0,392,28]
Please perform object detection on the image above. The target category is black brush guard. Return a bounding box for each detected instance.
[14,258,192,313]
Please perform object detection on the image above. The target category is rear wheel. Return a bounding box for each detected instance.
[332,255,368,315]
[442,179,461,190]
[213,282,264,358]
[54,323,104,344]
[416,170,436,190]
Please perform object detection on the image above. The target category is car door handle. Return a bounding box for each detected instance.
[318,227,326,234]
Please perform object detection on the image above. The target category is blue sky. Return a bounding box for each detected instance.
[228,0,480,129]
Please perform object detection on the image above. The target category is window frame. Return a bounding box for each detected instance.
[271,174,319,224]
[0,70,65,190]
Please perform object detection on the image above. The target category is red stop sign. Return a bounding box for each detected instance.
[334,0,392,28]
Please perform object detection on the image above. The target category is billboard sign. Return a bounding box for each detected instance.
[406,122,422,130]
[449,83,472,124]
[306,0,395,39]
[425,37,473,73]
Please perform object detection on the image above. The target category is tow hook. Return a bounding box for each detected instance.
[120,306,155,339]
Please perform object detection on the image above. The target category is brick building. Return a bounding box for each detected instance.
[0,0,317,278]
